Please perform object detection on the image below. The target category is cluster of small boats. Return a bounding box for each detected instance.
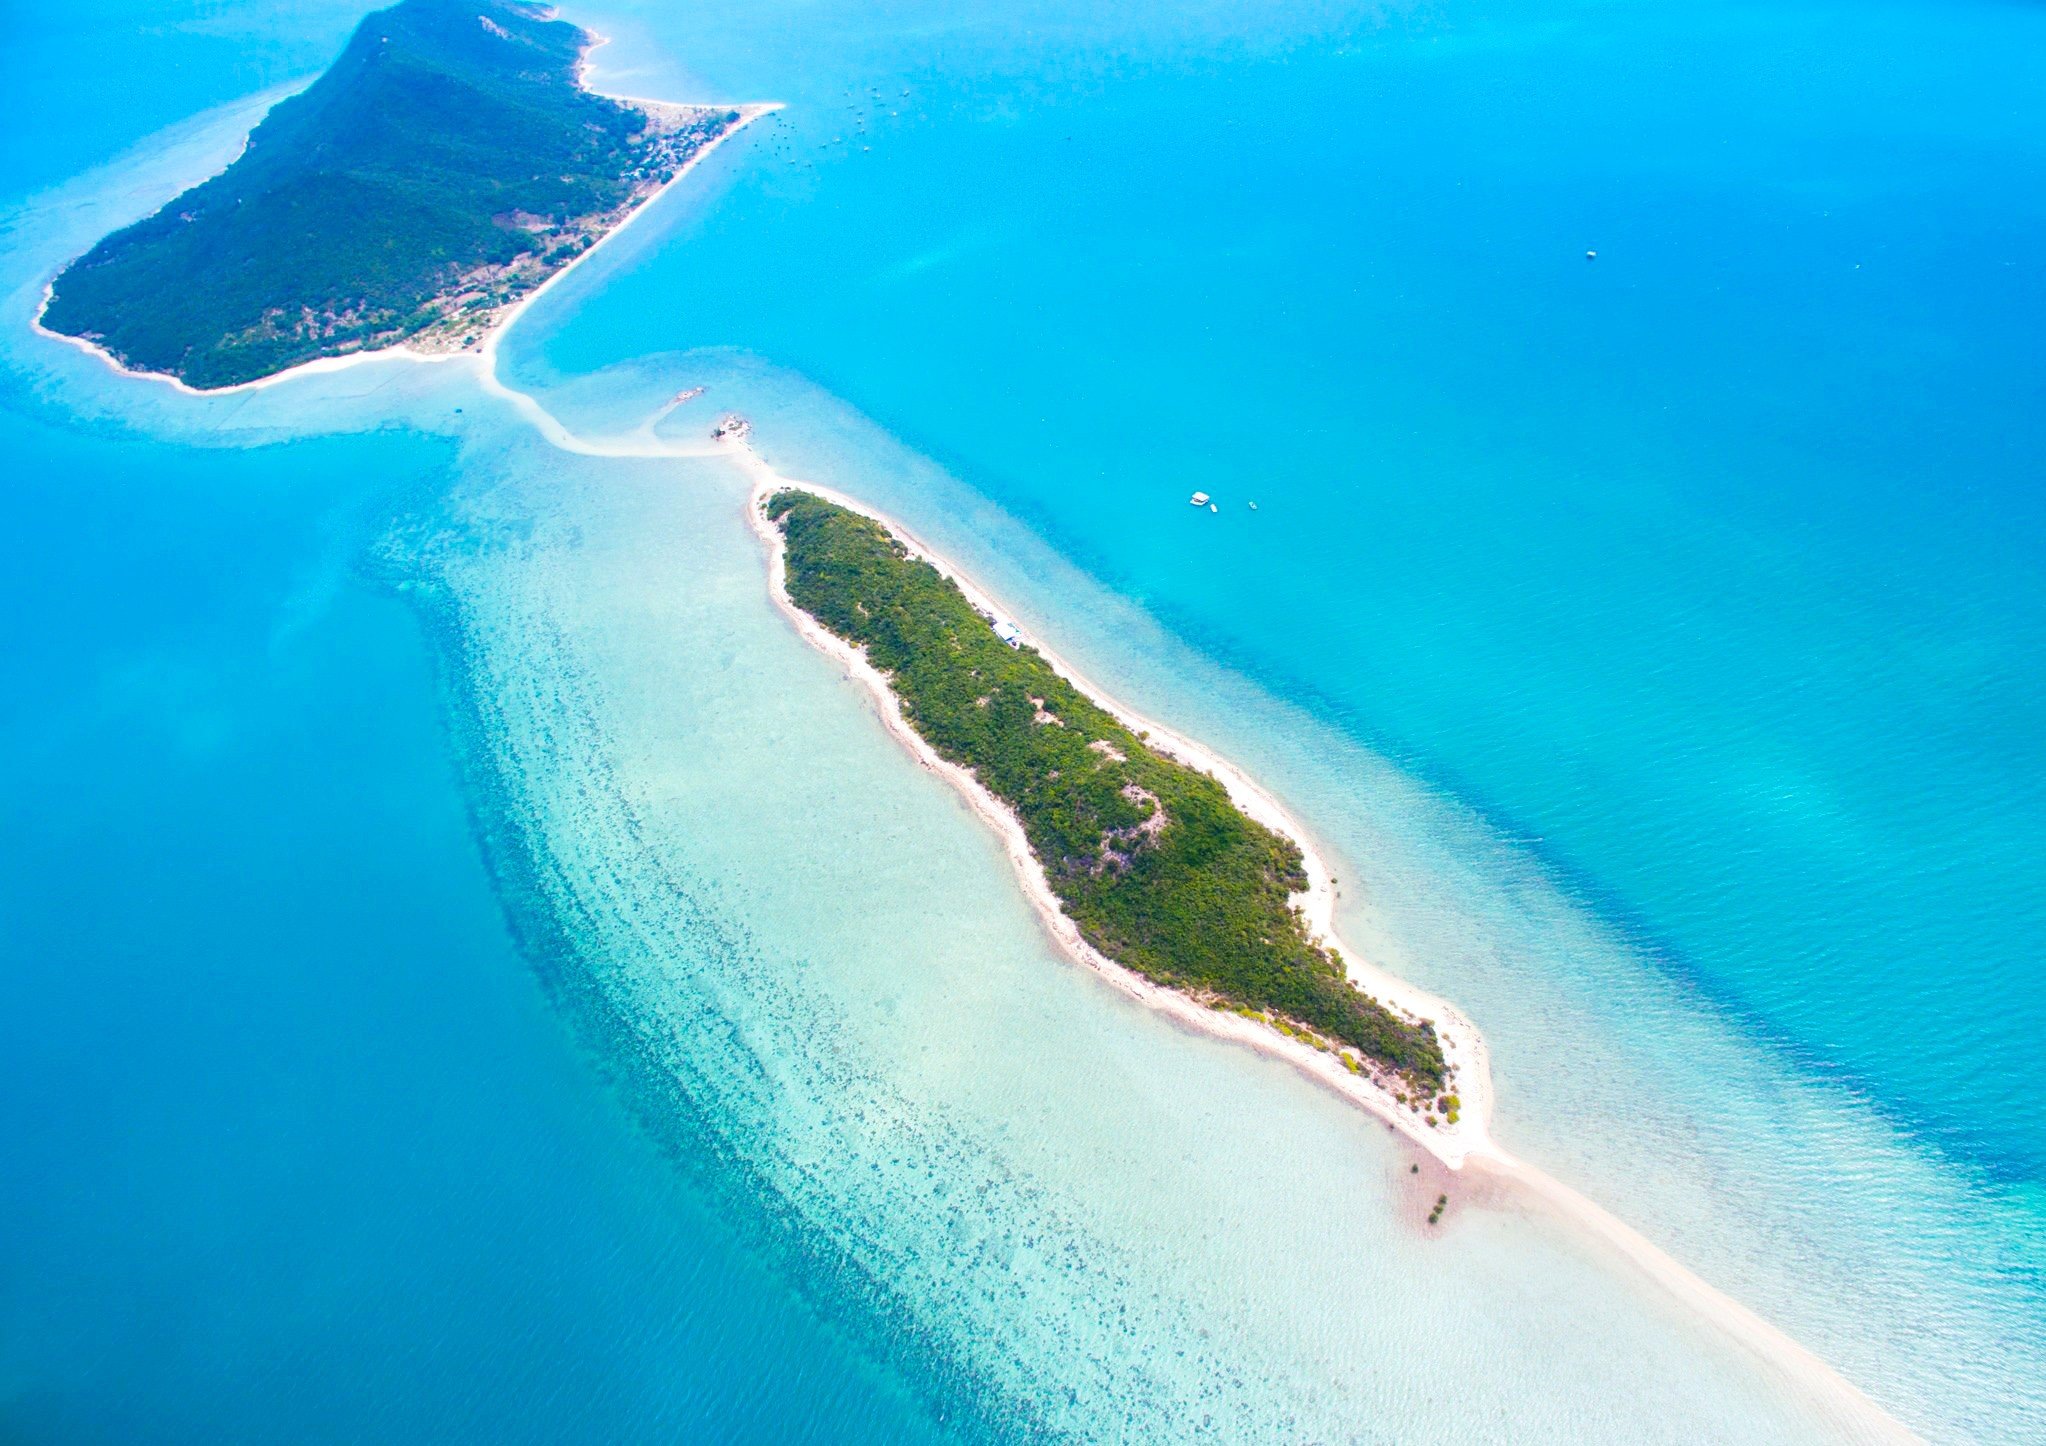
[1188,491,1256,513]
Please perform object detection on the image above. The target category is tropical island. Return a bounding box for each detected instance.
[39,0,753,390]
[764,489,1452,1100]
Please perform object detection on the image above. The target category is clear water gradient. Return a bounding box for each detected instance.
[5,0,2043,1438]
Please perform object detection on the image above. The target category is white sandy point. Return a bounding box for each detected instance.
[731,445,1916,1445]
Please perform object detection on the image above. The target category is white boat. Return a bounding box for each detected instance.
[1209,503,1218,513]
[1189,491,1210,506]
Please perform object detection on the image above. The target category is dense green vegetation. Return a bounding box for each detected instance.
[768,491,1446,1089]
[42,0,737,388]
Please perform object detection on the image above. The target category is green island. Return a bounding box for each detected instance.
[40,0,743,390]
[767,491,1447,1092]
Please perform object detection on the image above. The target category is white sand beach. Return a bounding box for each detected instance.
[738,459,1492,1166]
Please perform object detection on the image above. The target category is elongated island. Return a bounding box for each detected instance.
[764,488,1464,1116]
[39,0,758,390]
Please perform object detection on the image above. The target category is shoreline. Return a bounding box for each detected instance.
[732,444,1914,1444]
[742,461,1490,1167]
[28,46,780,398]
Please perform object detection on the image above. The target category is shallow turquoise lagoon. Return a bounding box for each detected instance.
[4,0,2043,1439]
[0,404,984,1442]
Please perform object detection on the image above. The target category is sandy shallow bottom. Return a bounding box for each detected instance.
[371,395,1885,1440]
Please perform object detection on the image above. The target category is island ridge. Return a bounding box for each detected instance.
[39,0,745,389]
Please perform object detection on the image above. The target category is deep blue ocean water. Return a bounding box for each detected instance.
[5,0,2044,1437]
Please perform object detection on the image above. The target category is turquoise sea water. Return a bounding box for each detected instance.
[4,0,2043,1440]
[537,0,2046,1179]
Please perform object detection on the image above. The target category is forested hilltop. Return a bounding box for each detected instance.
[41,0,741,389]
[767,491,1448,1095]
